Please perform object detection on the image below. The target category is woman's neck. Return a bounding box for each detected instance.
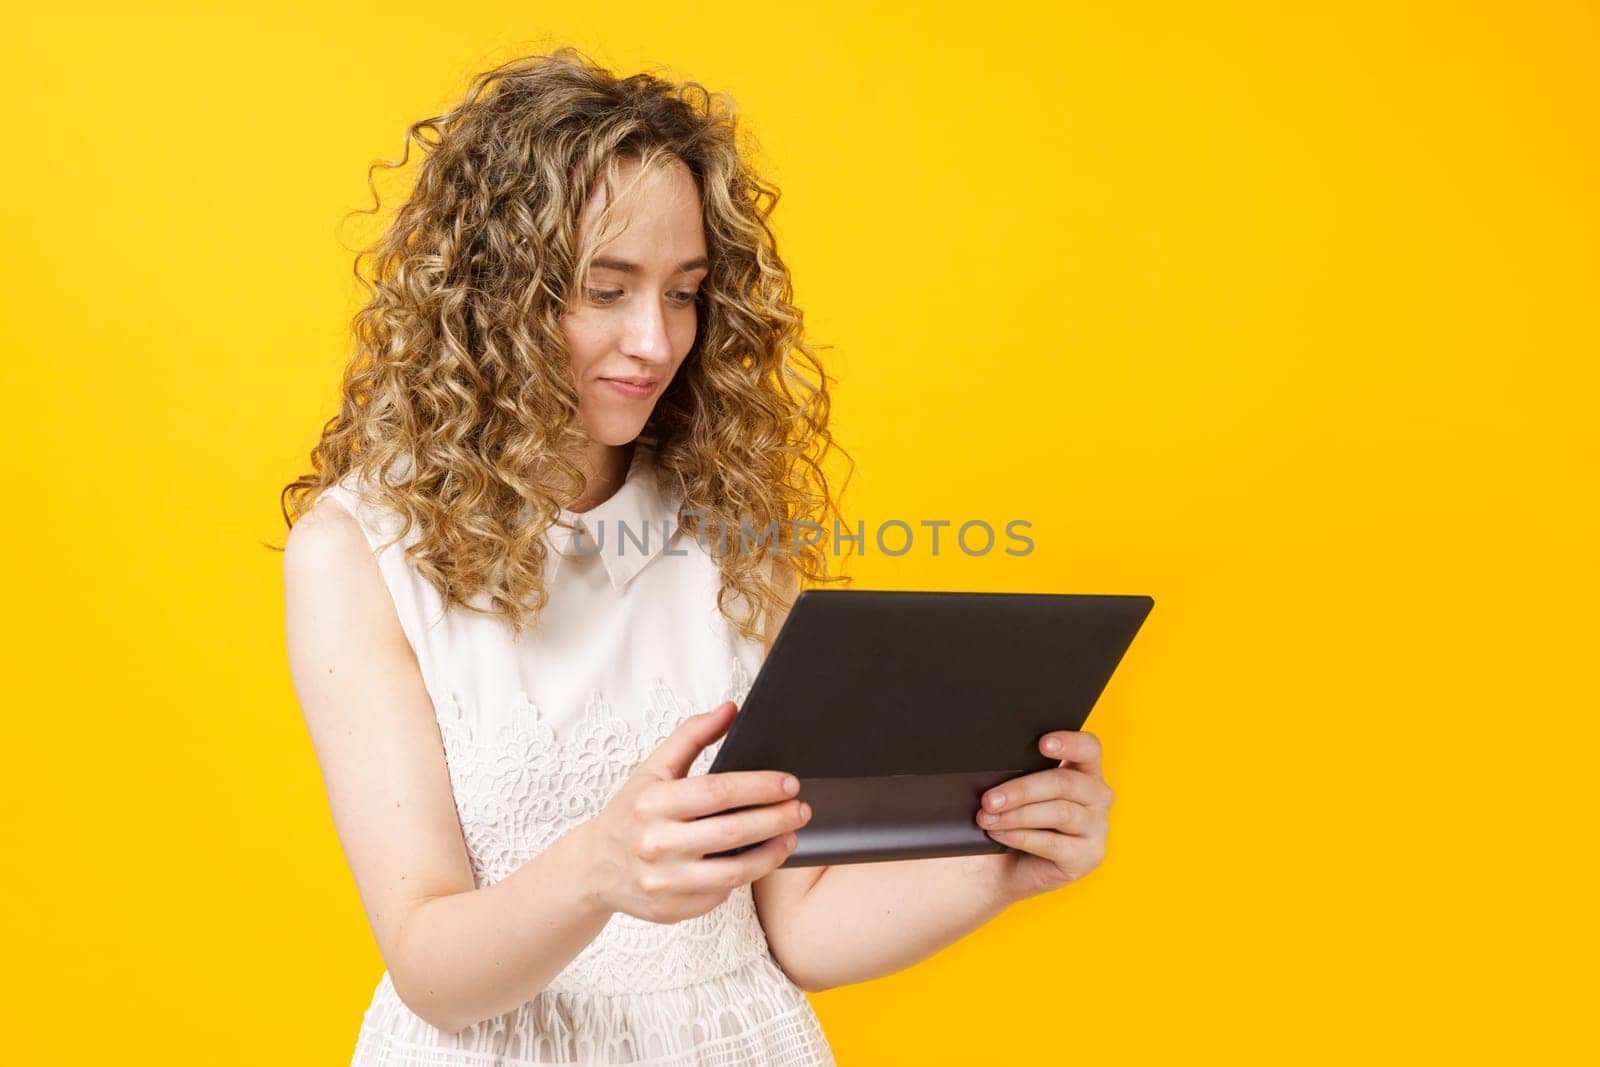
[564,439,636,514]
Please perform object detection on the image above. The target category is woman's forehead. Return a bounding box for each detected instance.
[582,156,698,218]
[578,159,705,264]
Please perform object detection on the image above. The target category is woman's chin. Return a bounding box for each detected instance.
[579,412,651,446]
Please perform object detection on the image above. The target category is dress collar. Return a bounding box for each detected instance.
[541,441,686,591]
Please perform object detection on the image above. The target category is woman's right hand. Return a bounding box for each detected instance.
[580,700,813,924]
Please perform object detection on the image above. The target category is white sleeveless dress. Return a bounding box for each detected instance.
[315,441,835,1066]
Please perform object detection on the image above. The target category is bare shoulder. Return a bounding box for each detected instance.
[281,486,417,763]
[282,493,399,636]
[284,491,369,574]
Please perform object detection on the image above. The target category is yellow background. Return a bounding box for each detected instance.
[3,2,1595,1063]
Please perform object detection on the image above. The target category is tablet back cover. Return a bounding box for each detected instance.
[704,589,1154,867]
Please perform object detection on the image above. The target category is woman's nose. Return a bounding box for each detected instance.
[619,301,674,363]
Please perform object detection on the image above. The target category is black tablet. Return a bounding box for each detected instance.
[703,589,1155,867]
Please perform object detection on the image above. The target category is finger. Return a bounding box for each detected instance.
[981,766,1106,815]
[688,827,801,893]
[976,797,1092,836]
[639,701,737,780]
[680,797,811,857]
[987,826,1083,871]
[656,769,800,821]
[1039,730,1102,777]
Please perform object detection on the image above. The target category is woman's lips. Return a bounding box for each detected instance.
[601,377,657,398]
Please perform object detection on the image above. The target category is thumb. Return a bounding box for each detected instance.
[642,700,736,781]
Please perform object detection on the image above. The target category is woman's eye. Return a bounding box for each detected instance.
[586,288,699,307]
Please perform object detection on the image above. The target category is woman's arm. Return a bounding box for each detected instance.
[758,852,1014,993]
[284,498,613,1034]
[760,737,1116,993]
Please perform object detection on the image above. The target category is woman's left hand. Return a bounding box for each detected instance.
[976,730,1114,905]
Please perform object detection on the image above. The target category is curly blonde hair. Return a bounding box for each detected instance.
[276,46,853,642]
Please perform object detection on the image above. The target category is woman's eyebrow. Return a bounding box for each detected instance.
[591,255,709,274]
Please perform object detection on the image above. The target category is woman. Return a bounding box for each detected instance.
[281,46,1112,1066]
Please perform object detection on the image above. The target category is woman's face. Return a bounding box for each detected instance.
[560,156,708,446]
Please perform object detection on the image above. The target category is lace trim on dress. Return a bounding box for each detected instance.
[352,952,834,1066]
